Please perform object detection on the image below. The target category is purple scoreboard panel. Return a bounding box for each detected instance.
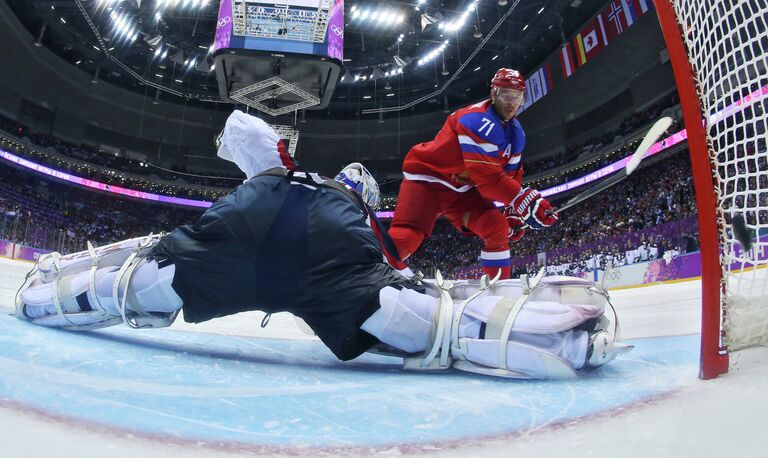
[214,0,343,60]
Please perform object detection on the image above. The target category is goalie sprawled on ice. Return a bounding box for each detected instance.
[14,110,632,380]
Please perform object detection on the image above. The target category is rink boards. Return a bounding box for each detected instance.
[0,312,700,452]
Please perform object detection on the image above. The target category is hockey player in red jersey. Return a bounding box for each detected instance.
[389,68,558,279]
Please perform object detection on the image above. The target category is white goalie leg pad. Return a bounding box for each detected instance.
[361,286,435,354]
[450,278,525,301]
[33,235,165,284]
[15,233,181,330]
[450,273,628,379]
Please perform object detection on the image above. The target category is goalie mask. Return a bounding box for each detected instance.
[335,162,381,210]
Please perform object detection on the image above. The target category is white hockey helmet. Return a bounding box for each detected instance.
[335,162,381,210]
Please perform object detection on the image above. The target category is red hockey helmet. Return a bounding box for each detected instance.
[490,68,525,92]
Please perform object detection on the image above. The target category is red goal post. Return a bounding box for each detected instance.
[654,0,768,379]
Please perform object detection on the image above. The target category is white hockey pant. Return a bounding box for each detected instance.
[15,234,182,330]
[363,276,617,379]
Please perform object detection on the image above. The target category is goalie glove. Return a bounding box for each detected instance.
[509,187,558,229]
[503,209,526,242]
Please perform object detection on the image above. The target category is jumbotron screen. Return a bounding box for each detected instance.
[213,0,344,61]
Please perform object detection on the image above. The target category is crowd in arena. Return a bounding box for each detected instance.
[0,163,202,254]
[403,151,699,279]
[0,113,239,201]
[2,91,682,205]
[522,91,680,187]
[1,146,699,280]
[0,88,706,280]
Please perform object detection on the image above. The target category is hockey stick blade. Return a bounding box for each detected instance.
[625,116,673,174]
[554,116,674,214]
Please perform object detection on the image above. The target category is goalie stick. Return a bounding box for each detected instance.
[549,116,674,215]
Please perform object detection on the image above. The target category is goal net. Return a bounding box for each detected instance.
[655,0,768,378]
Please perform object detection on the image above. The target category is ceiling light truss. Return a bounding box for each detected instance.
[362,0,522,114]
[229,76,320,117]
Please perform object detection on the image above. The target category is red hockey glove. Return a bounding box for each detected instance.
[503,207,527,242]
[509,187,559,229]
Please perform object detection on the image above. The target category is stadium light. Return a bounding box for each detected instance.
[352,7,405,28]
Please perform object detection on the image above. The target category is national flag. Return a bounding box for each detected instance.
[605,1,625,40]
[575,15,609,65]
[621,0,636,27]
[583,29,599,54]
[574,33,587,66]
[637,0,654,14]
[596,14,609,50]
[560,43,575,78]
[521,83,533,112]
[621,0,640,27]
[528,66,550,103]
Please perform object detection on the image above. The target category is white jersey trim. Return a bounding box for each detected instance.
[402,172,473,193]
[458,135,497,153]
[480,250,511,260]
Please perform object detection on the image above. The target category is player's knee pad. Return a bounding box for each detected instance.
[15,233,181,330]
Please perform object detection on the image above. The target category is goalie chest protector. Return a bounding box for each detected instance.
[151,172,410,360]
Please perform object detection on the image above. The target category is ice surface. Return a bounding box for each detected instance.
[0,257,766,457]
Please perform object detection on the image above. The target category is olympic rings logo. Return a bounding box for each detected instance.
[330,24,343,38]
[217,16,232,28]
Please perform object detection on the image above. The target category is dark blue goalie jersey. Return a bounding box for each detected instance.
[151,170,411,361]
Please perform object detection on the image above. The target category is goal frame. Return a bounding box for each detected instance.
[652,0,729,379]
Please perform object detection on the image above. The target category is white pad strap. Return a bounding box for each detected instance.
[495,268,545,370]
[451,270,501,357]
[423,270,453,368]
[112,234,166,329]
[404,271,454,370]
[86,240,111,317]
[49,254,79,328]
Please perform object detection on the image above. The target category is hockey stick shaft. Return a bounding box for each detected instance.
[553,169,632,213]
[548,117,674,215]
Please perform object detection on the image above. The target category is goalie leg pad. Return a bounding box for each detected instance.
[454,337,581,379]
[15,234,182,330]
[361,286,435,354]
[450,273,628,378]
[33,235,165,284]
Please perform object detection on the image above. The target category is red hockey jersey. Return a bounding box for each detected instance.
[402,99,526,204]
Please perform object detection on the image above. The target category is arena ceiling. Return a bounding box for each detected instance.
[6,0,608,119]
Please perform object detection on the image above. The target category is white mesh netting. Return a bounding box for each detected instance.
[671,0,768,350]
